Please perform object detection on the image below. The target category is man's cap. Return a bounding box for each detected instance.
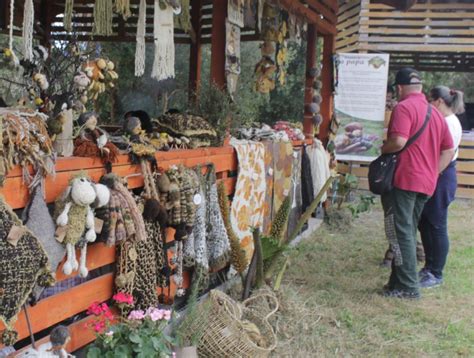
[393,67,422,86]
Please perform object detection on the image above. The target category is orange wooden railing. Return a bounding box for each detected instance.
[0,141,309,353]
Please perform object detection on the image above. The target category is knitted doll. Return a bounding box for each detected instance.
[54,175,103,277]
[73,112,119,165]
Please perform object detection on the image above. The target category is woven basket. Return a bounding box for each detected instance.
[183,289,278,358]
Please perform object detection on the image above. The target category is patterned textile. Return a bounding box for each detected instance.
[0,198,53,343]
[287,148,302,240]
[301,145,314,214]
[308,139,331,202]
[261,141,274,235]
[230,139,266,259]
[271,142,294,227]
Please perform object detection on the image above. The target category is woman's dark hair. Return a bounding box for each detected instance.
[430,85,465,114]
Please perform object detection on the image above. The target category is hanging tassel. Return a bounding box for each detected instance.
[64,0,74,32]
[115,0,131,20]
[134,0,146,77]
[93,0,114,36]
[151,1,175,81]
[175,0,190,33]
[22,0,34,60]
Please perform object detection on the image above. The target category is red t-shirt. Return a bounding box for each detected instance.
[388,92,453,196]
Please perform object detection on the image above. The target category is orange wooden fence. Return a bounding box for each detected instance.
[0,141,309,353]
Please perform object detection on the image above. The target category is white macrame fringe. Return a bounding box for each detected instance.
[134,0,146,77]
[115,0,131,20]
[151,1,175,81]
[22,0,34,60]
[93,0,113,36]
[64,0,74,32]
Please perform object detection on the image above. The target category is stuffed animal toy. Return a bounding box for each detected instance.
[18,325,74,357]
[73,111,119,165]
[54,175,107,277]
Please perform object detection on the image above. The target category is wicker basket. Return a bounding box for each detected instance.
[183,289,278,358]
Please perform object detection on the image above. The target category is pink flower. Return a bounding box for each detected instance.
[87,302,104,316]
[162,310,172,321]
[113,292,134,305]
[128,310,145,320]
[105,331,114,337]
[172,353,176,358]
[93,320,106,333]
[146,308,164,322]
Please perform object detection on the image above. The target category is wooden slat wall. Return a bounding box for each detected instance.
[336,0,474,71]
[0,141,311,354]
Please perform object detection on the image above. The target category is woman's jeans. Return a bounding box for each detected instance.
[418,161,457,279]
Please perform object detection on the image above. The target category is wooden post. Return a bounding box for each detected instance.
[318,33,335,145]
[303,24,317,139]
[189,0,203,102]
[210,0,227,88]
[41,0,53,48]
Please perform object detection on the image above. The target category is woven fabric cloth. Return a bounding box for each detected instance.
[22,181,65,301]
[307,139,331,202]
[230,139,266,260]
[287,148,302,240]
[261,141,274,235]
[0,198,53,340]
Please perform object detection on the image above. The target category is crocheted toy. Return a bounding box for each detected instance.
[54,175,109,277]
[73,112,119,165]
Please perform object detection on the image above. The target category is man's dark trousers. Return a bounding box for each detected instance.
[382,188,429,294]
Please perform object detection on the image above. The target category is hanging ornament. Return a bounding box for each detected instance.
[151,0,175,81]
[135,0,147,76]
[64,0,74,32]
[115,0,131,19]
[22,0,34,60]
[93,0,114,36]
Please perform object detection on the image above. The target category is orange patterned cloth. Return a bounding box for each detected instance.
[230,139,266,259]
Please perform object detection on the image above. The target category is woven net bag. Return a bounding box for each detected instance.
[183,289,278,358]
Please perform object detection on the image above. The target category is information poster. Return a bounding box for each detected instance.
[334,53,390,161]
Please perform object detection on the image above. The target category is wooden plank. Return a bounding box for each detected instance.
[361,19,474,27]
[460,140,474,147]
[366,28,474,36]
[278,0,337,35]
[337,23,360,39]
[336,34,359,49]
[456,187,474,199]
[338,0,360,15]
[0,274,114,344]
[318,33,335,145]
[459,148,474,160]
[55,243,116,282]
[210,0,227,87]
[337,12,360,31]
[457,161,474,173]
[359,43,474,52]
[338,5,361,23]
[364,36,474,45]
[368,3,474,10]
[306,0,338,24]
[457,174,474,186]
[361,10,474,19]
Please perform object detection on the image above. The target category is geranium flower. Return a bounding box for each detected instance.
[128,310,145,320]
[93,320,106,333]
[87,302,104,316]
[105,331,114,337]
[162,310,172,321]
[146,307,164,321]
[113,292,134,305]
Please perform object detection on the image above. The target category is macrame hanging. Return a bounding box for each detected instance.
[134,0,147,77]
[151,0,175,81]
[6,0,19,65]
[64,0,74,32]
[115,0,131,19]
[174,0,191,33]
[93,0,114,36]
[22,0,34,60]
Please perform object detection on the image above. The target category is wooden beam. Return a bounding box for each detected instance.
[210,0,227,88]
[303,24,317,139]
[189,0,203,101]
[318,33,334,145]
[278,0,337,35]
[305,0,337,24]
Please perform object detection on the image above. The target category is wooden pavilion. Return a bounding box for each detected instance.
[0,0,340,354]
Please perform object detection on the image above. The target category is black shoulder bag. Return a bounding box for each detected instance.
[368,104,432,195]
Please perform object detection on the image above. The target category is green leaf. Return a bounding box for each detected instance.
[129,332,143,345]
[86,347,103,358]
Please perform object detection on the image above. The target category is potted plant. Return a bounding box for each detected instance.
[85,293,176,358]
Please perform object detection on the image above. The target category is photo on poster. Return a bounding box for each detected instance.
[334,53,390,162]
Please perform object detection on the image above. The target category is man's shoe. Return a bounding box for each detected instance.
[382,289,420,300]
[420,272,443,289]
[418,267,430,280]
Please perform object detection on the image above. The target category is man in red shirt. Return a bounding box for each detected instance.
[381,68,454,299]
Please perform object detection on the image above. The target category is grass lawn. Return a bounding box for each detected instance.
[273,199,474,357]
